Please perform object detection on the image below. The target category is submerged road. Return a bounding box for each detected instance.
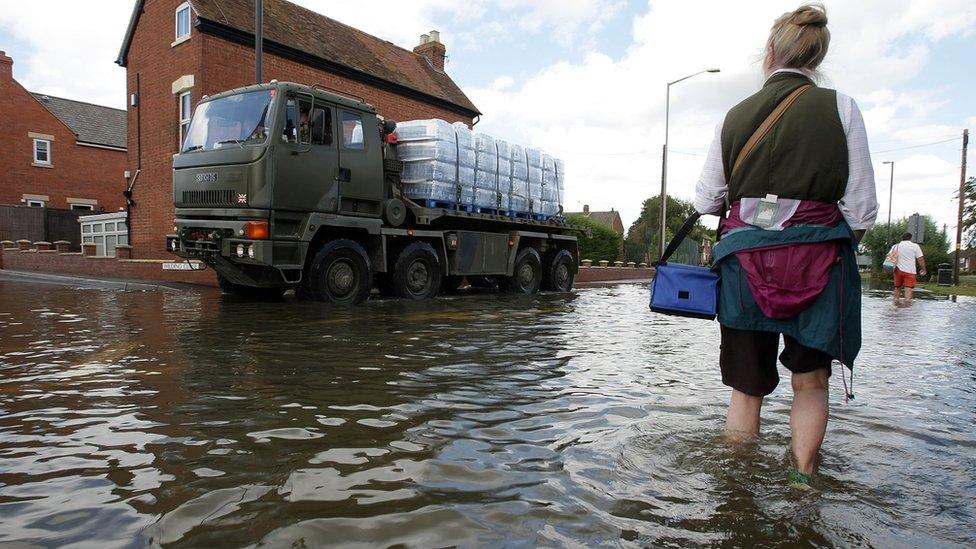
[0,277,974,546]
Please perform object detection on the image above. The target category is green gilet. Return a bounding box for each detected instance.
[721,72,848,203]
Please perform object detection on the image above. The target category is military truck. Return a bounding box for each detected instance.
[166,81,579,304]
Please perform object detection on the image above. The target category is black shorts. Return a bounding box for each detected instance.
[719,325,833,397]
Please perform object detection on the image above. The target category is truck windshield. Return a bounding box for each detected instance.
[182,90,275,152]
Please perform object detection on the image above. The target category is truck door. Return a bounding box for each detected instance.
[274,93,339,213]
[336,109,383,217]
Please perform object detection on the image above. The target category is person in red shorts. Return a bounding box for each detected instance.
[891,232,926,305]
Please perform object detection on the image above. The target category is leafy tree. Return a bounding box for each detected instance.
[860,214,951,278]
[624,196,714,264]
[962,176,976,249]
[566,214,622,262]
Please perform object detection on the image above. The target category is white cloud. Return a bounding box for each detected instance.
[468,0,976,231]
[0,1,131,108]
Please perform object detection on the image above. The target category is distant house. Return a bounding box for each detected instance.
[0,51,127,212]
[115,0,480,258]
[960,248,976,272]
[565,205,625,235]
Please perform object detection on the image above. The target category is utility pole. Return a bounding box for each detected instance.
[883,161,894,249]
[955,128,969,285]
[255,0,264,84]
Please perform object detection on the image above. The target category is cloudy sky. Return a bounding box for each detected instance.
[1,0,973,234]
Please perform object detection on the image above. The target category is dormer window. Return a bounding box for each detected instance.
[175,3,191,41]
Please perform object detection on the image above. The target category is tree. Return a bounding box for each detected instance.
[962,176,976,249]
[566,214,622,262]
[860,214,951,277]
[623,196,714,264]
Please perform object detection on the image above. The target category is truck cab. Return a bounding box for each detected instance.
[167,81,578,303]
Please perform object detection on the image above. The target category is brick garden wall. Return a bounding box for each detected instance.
[0,243,216,286]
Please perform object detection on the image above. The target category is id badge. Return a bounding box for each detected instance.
[754,194,779,228]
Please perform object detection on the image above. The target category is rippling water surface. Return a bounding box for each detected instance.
[1,279,974,547]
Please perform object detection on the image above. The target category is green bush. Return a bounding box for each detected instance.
[566,214,622,262]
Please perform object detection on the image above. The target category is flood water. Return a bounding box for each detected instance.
[1,278,974,547]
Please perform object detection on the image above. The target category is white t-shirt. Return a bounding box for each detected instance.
[893,241,924,273]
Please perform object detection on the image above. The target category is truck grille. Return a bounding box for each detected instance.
[182,189,235,206]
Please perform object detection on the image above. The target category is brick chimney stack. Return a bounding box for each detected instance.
[0,51,13,82]
[413,30,446,71]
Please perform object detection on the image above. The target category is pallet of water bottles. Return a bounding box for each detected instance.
[396,119,565,220]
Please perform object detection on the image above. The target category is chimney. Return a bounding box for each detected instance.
[583,204,590,215]
[413,30,446,71]
[0,51,13,82]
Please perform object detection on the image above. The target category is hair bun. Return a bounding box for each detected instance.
[790,3,827,27]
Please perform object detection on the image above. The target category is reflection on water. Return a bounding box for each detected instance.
[1,280,974,547]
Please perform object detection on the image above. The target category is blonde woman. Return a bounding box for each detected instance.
[694,3,878,485]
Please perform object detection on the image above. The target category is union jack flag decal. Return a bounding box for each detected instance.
[237,193,247,204]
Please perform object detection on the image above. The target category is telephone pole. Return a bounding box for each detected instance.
[954,129,969,285]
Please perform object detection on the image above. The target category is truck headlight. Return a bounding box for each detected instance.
[247,245,255,259]
[236,243,245,257]
[170,239,179,251]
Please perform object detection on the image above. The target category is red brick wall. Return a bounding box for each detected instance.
[0,53,126,212]
[125,0,474,259]
[0,246,217,287]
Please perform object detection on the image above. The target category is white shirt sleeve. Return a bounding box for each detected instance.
[694,123,727,215]
[836,93,879,231]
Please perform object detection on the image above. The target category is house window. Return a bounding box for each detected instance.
[175,3,191,41]
[33,139,51,165]
[27,199,45,208]
[341,111,364,149]
[70,203,94,211]
[179,92,192,148]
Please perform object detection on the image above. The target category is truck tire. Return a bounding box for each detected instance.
[392,241,442,299]
[217,274,286,299]
[542,249,575,293]
[382,198,407,227]
[305,239,372,304]
[502,247,542,294]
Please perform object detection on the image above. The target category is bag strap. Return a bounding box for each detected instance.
[656,84,812,265]
[657,212,701,264]
[731,84,812,177]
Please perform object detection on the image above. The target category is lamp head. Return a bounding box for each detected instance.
[707,68,721,73]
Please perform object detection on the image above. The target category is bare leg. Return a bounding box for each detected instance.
[726,389,763,441]
[789,369,830,475]
[905,286,914,304]
[893,286,900,304]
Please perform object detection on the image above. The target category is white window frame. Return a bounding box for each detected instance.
[179,92,192,149]
[27,199,46,208]
[70,203,95,211]
[175,3,191,42]
[33,138,51,165]
[80,212,129,257]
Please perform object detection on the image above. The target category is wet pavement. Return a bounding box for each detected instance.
[1,276,974,547]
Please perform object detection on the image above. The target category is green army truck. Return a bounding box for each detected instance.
[166,81,579,304]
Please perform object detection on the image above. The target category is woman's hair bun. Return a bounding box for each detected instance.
[790,3,828,27]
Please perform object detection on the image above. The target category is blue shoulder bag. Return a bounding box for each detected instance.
[649,213,719,320]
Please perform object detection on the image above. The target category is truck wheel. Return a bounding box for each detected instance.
[502,247,542,294]
[217,274,286,299]
[307,239,372,304]
[542,249,575,293]
[392,241,442,299]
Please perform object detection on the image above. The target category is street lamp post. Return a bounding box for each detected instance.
[659,68,720,259]
[883,161,894,248]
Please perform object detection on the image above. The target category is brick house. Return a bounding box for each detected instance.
[116,0,480,258]
[565,205,625,235]
[0,51,127,212]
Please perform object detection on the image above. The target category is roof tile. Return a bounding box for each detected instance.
[30,93,126,149]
